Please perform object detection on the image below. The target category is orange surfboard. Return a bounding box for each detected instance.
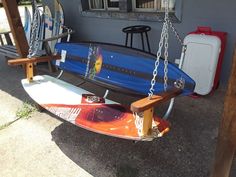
[22,75,169,141]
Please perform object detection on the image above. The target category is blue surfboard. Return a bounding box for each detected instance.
[54,42,195,96]
[23,7,32,43]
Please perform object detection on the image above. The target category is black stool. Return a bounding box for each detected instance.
[122,25,151,53]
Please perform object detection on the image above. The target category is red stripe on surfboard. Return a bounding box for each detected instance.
[42,103,170,140]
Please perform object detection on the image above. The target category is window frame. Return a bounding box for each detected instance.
[132,0,161,12]
[107,0,120,10]
[80,0,182,22]
[88,0,120,11]
[88,0,105,11]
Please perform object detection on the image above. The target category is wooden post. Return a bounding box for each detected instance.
[2,0,29,58]
[210,46,236,177]
[142,108,154,136]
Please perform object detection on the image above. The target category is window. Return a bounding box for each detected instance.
[133,0,176,12]
[107,0,119,9]
[80,0,181,22]
[89,0,119,10]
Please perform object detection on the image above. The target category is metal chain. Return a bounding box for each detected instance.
[85,45,93,78]
[163,0,169,91]
[27,0,38,58]
[148,0,169,98]
[28,0,40,58]
[32,9,41,56]
[168,20,183,45]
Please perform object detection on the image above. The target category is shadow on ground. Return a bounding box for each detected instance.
[50,89,230,177]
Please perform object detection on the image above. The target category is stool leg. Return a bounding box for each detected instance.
[125,33,128,47]
[0,35,3,45]
[130,33,133,48]
[145,32,151,53]
[141,32,145,51]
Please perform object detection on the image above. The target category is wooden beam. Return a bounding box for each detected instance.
[2,0,29,58]
[210,46,236,177]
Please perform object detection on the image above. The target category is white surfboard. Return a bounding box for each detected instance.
[56,0,64,43]
[21,75,169,141]
[24,6,32,43]
[51,0,64,51]
[44,5,53,49]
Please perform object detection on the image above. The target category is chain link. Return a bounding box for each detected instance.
[148,0,169,98]
[85,44,93,77]
[168,20,183,45]
[28,0,40,58]
[163,1,169,91]
[134,0,186,139]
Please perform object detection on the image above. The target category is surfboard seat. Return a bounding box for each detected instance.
[22,75,171,141]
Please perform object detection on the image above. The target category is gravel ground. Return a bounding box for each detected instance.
[0,56,235,177]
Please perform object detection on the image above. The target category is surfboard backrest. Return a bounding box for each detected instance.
[54,42,196,96]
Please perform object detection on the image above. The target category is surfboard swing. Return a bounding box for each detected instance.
[8,0,194,141]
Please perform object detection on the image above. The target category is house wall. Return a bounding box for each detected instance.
[43,0,236,87]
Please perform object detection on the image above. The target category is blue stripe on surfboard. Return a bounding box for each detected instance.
[44,23,53,31]
[55,43,195,95]
[55,43,195,83]
[54,43,195,81]
[58,60,193,96]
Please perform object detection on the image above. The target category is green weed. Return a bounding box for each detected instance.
[16,102,37,119]
[0,102,36,131]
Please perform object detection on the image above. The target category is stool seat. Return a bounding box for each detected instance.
[122,25,151,34]
[122,25,151,53]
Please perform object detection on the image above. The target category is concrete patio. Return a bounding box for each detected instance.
[0,56,235,177]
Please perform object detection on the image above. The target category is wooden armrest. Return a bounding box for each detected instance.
[131,88,182,113]
[7,55,61,66]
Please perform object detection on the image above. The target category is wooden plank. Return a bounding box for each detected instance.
[8,55,61,66]
[0,45,17,52]
[210,46,236,177]
[0,47,19,57]
[2,0,29,57]
[130,88,182,113]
